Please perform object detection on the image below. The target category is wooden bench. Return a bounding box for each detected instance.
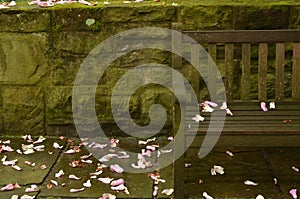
[171,23,300,198]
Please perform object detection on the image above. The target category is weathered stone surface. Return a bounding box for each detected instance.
[0,33,48,85]
[55,31,104,54]
[181,6,233,30]
[289,6,300,29]
[102,6,176,23]
[2,87,44,135]
[46,86,73,125]
[51,6,103,31]
[0,9,50,32]
[233,6,289,29]
[51,52,84,86]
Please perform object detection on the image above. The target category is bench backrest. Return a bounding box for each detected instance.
[174,23,300,102]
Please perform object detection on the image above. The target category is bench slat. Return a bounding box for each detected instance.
[183,30,300,43]
[276,43,285,100]
[293,43,300,99]
[242,44,251,101]
[208,44,217,100]
[191,44,200,98]
[258,43,268,101]
[186,128,300,135]
[225,44,234,101]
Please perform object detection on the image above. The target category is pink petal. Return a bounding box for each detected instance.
[110,164,124,174]
[260,102,268,112]
[290,189,297,199]
[110,178,124,186]
[98,177,113,184]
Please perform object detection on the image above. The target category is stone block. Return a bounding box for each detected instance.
[0,9,50,32]
[55,31,104,54]
[51,6,103,31]
[181,6,233,30]
[233,5,289,29]
[2,87,44,135]
[289,6,300,29]
[45,86,73,125]
[102,6,176,23]
[0,33,48,85]
[51,52,84,86]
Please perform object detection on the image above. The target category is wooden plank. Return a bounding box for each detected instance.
[258,43,268,101]
[172,23,182,70]
[188,135,300,147]
[171,22,185,199]
[275,43,285,100]
[208,44,217,100]
[225,44,234,101]
[242,44,251,101]
[183,30,300,43]
[292,43,300,99]
[191,44,200,98]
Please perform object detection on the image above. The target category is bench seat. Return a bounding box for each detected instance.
[185,101,300,135]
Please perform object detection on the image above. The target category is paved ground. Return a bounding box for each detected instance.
[0,135,299,199]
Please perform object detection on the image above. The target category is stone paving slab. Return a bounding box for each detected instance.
[265,147,300,198]
[39,138,159,198]
[0,136,66,199]
[157,165,174,199]
[183,147,280,198]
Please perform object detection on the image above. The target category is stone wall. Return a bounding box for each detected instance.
[0,3,299,136]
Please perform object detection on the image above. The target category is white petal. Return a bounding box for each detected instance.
[11,195,18,199]
[69,174,81,180]
[2,145,14,152]
[55,170,64,178]
[53,142,63,149]
[203,101,218,107]
[101,193,116,199]
[12,165,22,171]
[81,159,93,164]
[161,188,174,196]
[98,177,113,184]
[111,184,125,191]
[83,180,91,188]
[33,136,46,144]
[23,149,35,155]
[292,166,299,172]
[244,180,258,186]
[70,187,85,193]
[1,155,7,162]
[203,192,214,199]
[20,195,35,199]
[226,151,234,157]
[2,140,11,144]
[8,1,16,6]
[192,114,205,122]
[3,159,18,166]
[25,184,39,192]
[201,103,214,113]
[269,102,276,109]
[64,149,75,154]
[24,161,36,167]
[80,153,93,160]
[256,194,265,199]
[50,180,58,186]
[220,102,227,110]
